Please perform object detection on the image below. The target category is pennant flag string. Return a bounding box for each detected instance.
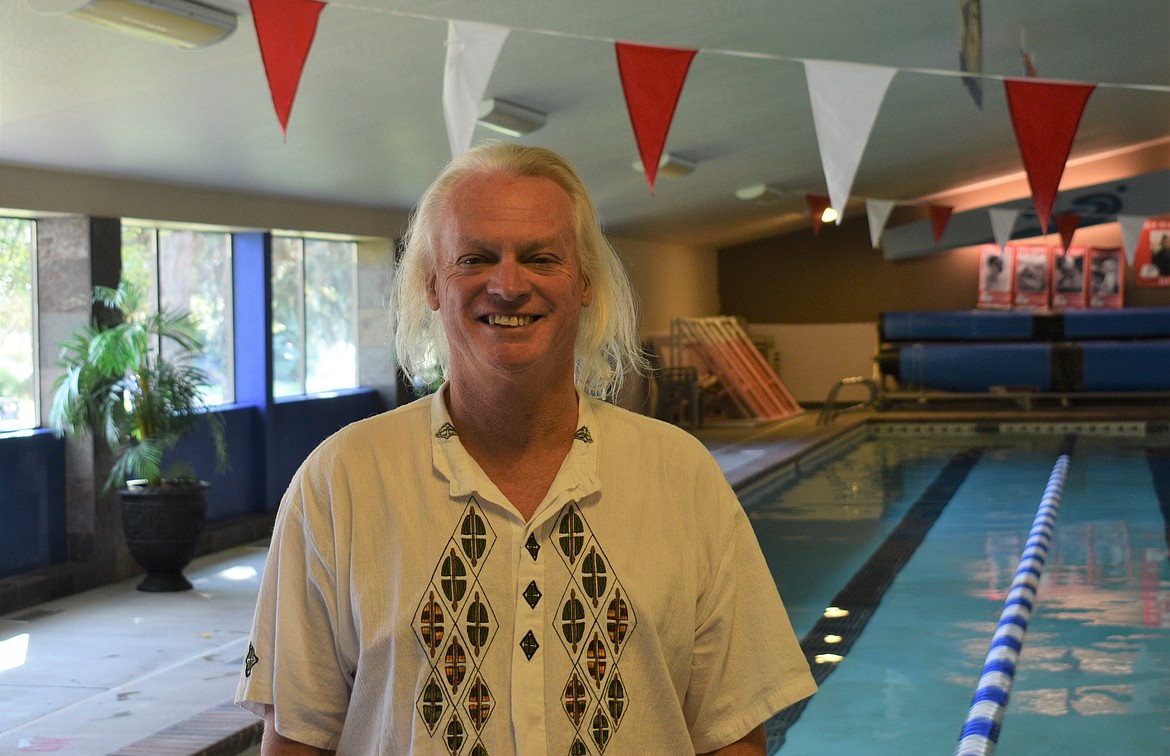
[324,2,1170,94]
[256,1,1168,230]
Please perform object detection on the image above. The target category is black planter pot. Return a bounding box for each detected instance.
[119,482,209,592]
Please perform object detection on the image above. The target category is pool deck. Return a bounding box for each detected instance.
[2,402,1167,755]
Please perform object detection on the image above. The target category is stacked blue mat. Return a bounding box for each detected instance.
[877,308,1170,392]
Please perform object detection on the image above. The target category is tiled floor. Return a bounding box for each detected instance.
[0,410,840,755]
[0,544,269,755]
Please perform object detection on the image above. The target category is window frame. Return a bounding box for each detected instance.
[121,221,236,407]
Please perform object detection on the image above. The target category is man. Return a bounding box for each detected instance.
[236,143,816,754]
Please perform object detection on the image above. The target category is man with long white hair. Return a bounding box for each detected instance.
[237,143,815,754]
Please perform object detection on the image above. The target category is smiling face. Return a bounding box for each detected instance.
[426,173,592,392]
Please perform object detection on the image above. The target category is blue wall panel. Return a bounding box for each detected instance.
[1082,342,1170,391]
[881,311,1034,341]
[0,431,66,578]
[266,389,385,509]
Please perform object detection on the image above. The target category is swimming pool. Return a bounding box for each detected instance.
[741,423,1170,755]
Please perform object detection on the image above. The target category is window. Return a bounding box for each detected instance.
[122,225,234,405]
[0,217,36,431]
[271,236,357,398]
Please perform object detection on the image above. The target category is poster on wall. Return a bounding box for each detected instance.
[977,244,1012,309]
[1088,247,1125,308]
[1051,245,1088,309]
[1012,244,1051,310]
[1134,218,1170,287]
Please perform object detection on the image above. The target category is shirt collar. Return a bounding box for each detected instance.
[430,383,601,517]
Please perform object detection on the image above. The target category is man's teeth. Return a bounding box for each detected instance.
[487,315,534,327]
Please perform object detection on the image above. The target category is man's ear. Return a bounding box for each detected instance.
[426,275,440,311]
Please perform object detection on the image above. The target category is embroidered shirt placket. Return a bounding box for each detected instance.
[513,514,551,753]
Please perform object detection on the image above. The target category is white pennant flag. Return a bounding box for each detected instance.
[988,207,1020,250]
[443,20,510,159]
[865,199,896,248]
[1117,214,1147,266]
[804,61,896,224]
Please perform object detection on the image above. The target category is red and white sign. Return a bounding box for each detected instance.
[1134,218,1170,288]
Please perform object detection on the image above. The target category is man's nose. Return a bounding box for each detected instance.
[486,257,530,299]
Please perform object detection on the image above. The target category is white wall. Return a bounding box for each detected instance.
[608,237,720,412]
[612,237,721,336]
[610,237,878,409]
[748,322,879,405]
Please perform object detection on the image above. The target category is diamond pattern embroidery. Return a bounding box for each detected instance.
[414,497,498,751]
[554,504,635,754]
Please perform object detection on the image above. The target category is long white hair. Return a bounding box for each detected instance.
[391,143,645,399]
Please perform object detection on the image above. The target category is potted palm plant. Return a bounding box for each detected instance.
[50,281,227,592]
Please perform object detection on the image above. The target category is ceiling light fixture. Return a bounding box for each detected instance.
[69,0,237,49]
[476,98,547,136]
[734,184,786,204]
[821,206,840,224]
[631,152,696,178]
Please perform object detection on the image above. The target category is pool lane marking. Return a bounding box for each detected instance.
[766,446,983,750]
[1143,445,1170,556]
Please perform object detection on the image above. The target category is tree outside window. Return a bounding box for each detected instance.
[271,237,357,398]
[122,225,234,406]
[0,218,36,431]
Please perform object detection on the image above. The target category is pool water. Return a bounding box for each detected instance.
[743,428,1170,755]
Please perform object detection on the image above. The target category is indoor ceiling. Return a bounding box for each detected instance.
[2,0,1169,248]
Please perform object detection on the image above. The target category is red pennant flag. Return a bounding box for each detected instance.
[1057,213,1080,250]
[251,0,326,139]
[615,42,697,192]
[1003,78,1096,235]
[806,194,831,235]
[929,205,953,244]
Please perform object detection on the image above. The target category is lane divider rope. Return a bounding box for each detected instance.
[956,434,1076,756]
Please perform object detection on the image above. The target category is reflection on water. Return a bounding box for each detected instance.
[755,430,1170,754]
[746,438,964,522]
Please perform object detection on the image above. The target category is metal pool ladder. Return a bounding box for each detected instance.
[818,376,879,425]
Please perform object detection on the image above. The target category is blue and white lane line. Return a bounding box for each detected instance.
[956,437,1075,756]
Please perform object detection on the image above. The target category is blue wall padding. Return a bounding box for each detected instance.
[898,343,1051,392]
[1081,342,1170,391]
[0,431,66,578]
[1064,308,1170,339]
[881,311,1034,341]
[168,405,265,522]
[883,307,1170,342]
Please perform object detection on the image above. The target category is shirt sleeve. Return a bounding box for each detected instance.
[683,469,818,753]
[234,460,351,751]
